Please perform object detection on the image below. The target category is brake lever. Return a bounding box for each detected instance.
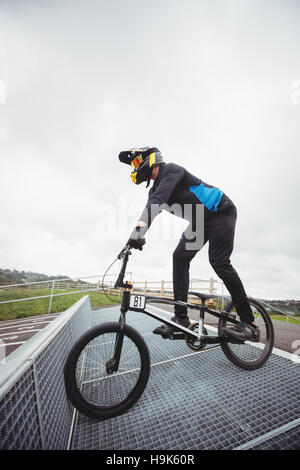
[117,245,130,260]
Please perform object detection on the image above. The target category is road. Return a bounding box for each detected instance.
[0,313,60,358]
[270,319,300,353]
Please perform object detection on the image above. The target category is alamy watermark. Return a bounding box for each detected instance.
[95,196,205,250]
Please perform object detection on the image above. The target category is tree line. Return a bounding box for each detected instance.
[0,268,70,286]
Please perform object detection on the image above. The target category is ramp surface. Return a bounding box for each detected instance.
[70,305,300,450]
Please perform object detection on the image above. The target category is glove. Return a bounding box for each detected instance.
[127,236,146,250]
[127,226,146,250]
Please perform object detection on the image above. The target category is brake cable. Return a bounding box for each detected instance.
[101,257,122,304]
[101,245,133,303]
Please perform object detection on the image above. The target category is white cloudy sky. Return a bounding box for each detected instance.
[0,0,299,300]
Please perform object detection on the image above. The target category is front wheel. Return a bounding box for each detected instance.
[218,298,274,370]
[64,322,151,419]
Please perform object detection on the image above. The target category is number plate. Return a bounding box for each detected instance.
[129,295,146,311]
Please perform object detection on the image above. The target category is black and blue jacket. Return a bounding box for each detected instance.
[137,162,233,233]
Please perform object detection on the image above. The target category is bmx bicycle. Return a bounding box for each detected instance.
[64,246,274,420]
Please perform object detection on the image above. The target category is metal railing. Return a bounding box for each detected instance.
[0,273,123,314]
[258,299,300,324]
[0,274,299,323]
[220,294,300,324]
[0,296,91,449]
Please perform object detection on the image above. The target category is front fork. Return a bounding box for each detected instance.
[106,288,130,374]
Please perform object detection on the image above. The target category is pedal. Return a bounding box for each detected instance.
[227,338,245,345]
[169,331,185,340]
[221,334,245,345]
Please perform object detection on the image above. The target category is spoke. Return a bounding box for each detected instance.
[83,365,107,383]
[77,331,142,408]
[117,343,136,363]
[82,366,141,384]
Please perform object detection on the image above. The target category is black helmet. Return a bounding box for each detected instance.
[119,147,164,186]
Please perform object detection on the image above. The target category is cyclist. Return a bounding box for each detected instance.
[119,147,260,342]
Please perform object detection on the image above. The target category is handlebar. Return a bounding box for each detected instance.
[114,245,132,289]
[114,240,144,289]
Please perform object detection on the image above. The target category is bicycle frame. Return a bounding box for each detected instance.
[111,247,243,364]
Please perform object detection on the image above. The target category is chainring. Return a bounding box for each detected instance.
[185,322,208,351]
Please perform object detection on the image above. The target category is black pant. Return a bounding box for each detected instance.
[172,203,254,323]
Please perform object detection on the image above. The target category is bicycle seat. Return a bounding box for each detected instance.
[188,291,219,302]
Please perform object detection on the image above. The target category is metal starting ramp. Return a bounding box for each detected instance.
[69,305,300,451]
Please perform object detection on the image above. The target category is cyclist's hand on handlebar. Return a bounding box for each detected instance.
[127,226,146,251]
[127,236,146,251]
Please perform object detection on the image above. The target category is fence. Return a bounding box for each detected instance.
[1,274,298,323]
[100,277,223,305]
[0,275,224,314]
[0,295,91,449]
[0,273,121,314]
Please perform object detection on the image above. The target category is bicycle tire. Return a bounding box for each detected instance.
[218,297,274,370]
[64,322,151,419]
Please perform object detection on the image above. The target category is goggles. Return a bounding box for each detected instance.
[131,155,143,169]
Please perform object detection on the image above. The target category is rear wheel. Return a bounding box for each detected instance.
[218,298,274,370]
[64,322,151,419]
